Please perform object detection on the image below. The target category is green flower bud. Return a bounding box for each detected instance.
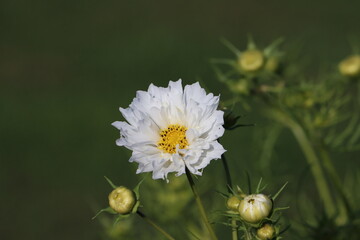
[109,186,136,214]
[257,223,275,240]
[265,57,280,73]
[226,196,241,211]
[238,49,265,72]
[238,194,272,223]
[338,55,360,77]
[232,79,249,94]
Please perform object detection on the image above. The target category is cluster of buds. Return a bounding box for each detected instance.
[235,37,283,75]
[226,193,278,239]
[213,37,285,99]
[224,182,288,240]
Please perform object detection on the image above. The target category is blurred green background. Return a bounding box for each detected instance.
[1,1,359,239]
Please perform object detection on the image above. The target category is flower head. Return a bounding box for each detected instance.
[113,80,226,180]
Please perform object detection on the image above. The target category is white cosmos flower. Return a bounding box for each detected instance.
[112,79,226,180]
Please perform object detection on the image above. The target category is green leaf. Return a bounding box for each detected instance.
[215,190,229,199]
[218,212,241,218]
[104,176,117,189]
[92,207,117,220]
[236,185,245,195]
[133,176,146,200]
[264,38,284,56]
[186,229,202,240]
[221,38,241,56]
[131,198,141,214]
[272,182,288,200]
[255,178,263,194]
[245,171,252,194]
[209,58,237,66]
[247,34,257,50]
[272,206,290,214]
[113,214,130,225]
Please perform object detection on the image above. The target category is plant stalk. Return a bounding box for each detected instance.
[185,167,218,240]
[318,146,351,224]
[136,210,175,240]
[265,109,336,217]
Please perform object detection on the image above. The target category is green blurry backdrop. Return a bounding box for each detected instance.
[1,1,359,239]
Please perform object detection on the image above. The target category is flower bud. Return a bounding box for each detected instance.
[109,186,136,214]
[257,223,275,240]
[265,57,280,73]
[232,79,249,94]
[238,194,272,223]
[238,49,265,72]
[226,196,241,211]
[338,55,360,77]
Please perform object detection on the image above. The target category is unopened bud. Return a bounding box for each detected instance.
[109,186,136,214]
[238,49,265,72]
[232,79,249,94]
[257,223,275,240]
[226,196,241,211]
[238,194,272,223]
[338,55,360,77]
[265,57,280,73]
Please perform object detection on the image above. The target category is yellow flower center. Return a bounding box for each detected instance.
[158,124,188,154]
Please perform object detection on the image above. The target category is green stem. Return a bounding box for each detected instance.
[221,154,233,192]
[231,218,238,240]
[265,109,336,217]
[185,168,218,240]
[136,210,175,240]
[221,154,238,240]
[291,125,335,217]
[318,147,351,224]
[243,222,252,240]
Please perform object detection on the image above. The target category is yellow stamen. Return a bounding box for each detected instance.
[158,124,188,154]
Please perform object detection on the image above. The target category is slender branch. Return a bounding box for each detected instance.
[136,210,175,240]
[221,154,233,192]
[264,109,336,218]
[185,168,218,240]
[231,218,238,240]
[318,146,351,224]
[242,222,252,240]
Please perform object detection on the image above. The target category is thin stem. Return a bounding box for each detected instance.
[290,124,336,217]
[221,154,233,192]
[136,210,175,240]
[231,218,238,240]
[265,109,336,218]
[185,168,218,240]
[318,146,351,224]
[221,154,238,240]
[242,222,252,240]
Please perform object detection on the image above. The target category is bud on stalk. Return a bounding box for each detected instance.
[238,194,272,223]
[108,186,136,214]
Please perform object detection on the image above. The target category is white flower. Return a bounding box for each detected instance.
[112,79,226,180]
